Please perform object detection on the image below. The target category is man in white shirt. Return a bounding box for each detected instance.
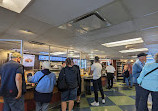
[90,56,105,106]
[106,63,116,89]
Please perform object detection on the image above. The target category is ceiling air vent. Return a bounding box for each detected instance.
[29,41,45,45]
[71,11,111,32]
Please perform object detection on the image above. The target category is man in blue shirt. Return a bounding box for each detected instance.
[27,61,56,111]
[0,52,26,111]
[132,52,147,111]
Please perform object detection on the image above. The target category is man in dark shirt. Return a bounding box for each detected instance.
[0,52,26,111]
[71,59,81,106]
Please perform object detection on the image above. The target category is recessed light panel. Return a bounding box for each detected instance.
[102,38,144,47]
[119,48,148,53]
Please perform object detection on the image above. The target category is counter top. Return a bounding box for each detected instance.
[83,74,107,80]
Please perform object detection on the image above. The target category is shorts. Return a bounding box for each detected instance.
[61,88,77,102]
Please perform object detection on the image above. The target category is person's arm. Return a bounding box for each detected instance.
[15,65,24,99]
[15,73,22,99]
[27,72,40,83]
[132,63,141,78]
[90,65,94,75]
[137,65,148,84]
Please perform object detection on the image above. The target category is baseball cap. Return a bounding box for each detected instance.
[11,52,22,58]
[42,61,51,69]
[137,53,148,58]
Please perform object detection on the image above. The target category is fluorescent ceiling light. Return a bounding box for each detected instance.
[132,56,137,58]
[52,52,66,55]
[119,48,148,53]
[0,0,31,13]
[102,38,144,47]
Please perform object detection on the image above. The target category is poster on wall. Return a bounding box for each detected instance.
[23,54,35,67]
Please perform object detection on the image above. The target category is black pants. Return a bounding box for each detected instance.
[138,87,158,111]
[93,77,105,102]
[107,73,114,88]
[135,83,143,111]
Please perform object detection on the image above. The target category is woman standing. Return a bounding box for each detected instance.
[123,62,133,88]
[137,53,158,111]
[58,58,80,111]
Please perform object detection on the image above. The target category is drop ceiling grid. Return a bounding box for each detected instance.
[23,0,114,26]
[98,0,131,25]
[122,0,158,18]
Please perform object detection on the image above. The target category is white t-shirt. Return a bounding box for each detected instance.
[106,65,116,73]
[91,63,102,80]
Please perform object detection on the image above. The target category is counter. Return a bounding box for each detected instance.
[0,85,61,111]
[83,75,107,95]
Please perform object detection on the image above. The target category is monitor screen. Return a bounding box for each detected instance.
[23,54,35,67]
[39,55,66,61]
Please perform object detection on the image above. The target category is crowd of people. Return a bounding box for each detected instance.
[0,52,158,111]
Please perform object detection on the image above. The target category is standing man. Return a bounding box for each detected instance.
[132,52,147,111]
[90,56,105,106]
[71,59,81,106]
[106,63,116,89]
[0,52,26,111]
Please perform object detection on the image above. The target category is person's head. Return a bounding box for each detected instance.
[11,52,22,63]
[154,53,158,63]
[94,56,99,63]
[127,61,131,65]
[62,61,66,67]
[137,52,147,62]
[65,58,72,67]
[71,58,74,66]
[42,61,51,70]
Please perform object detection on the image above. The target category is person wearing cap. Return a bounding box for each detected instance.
[132,52,147,111]
[27,61,56,111]
[90,56,105,106]
[137,53,158,111]
[0,52,26,111]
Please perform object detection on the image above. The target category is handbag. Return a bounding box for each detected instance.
[124,70,129,78]
[140,67,158,85]
[57,68,68,92]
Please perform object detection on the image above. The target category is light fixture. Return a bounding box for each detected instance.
[119,48,148,53]
[0,0,31,13]
[102,38,144,47]
[19,30,34,35]
[52,52,67,55]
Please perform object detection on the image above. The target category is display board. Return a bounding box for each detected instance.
[23,54,35,67]
[39,55,66,61]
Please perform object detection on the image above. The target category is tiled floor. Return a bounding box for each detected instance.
[51,82,153,111]
[52,82,138,111]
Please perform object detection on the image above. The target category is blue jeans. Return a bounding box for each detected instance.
[3,95,24,111]
[138,88,158,111]
[36,102,49,111]
[125,74,133,87]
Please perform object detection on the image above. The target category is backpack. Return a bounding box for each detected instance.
[124,70,129,78]
[57,68,68,92]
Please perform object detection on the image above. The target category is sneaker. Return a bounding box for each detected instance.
[102,99,105,104]
[91,101,99,106]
